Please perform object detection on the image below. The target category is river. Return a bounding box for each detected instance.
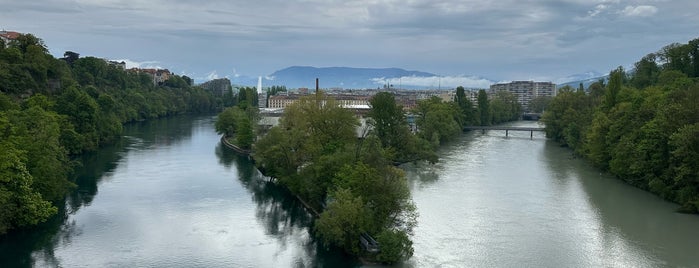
[1,117,697,267]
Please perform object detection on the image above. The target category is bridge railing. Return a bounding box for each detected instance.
[463,126,545,139]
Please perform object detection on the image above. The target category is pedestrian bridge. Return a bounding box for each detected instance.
[463,126,545,139]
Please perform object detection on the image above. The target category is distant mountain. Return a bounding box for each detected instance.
[267,66,437,89]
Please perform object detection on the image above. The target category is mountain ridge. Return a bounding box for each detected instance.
[224,66,606,90]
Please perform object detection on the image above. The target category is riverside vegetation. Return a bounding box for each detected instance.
[543,37,699,213]
[0,34,223,235]
[216,86,523,263]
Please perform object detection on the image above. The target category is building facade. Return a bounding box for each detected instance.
[200,78,231,96]
[0,30,20,45]
[489,81,556,111]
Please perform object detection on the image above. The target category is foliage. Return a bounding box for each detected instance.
[413,96,462,146]
[0,123,57,234]
[367,92,436,163]
[454,86,478,125]
[528,96,552,113]
[374,229,414,263]
[477,89,490,126]
[254,91,419,262]
[254,93,358,203]
[0,33,225,234]
[543,37,699,212]
[489,91,521,124]
[215,106,257,149]
[315,188,369,255]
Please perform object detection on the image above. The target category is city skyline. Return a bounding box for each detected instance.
[2,0,698,86]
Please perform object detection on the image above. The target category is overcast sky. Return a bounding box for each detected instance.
[2,0,698,85]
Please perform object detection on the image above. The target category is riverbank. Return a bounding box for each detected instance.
[219,136,324,218]
[220,135,251,155]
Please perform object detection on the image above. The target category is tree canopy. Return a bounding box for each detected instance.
[543,37,699,213]
[0,33,225,234]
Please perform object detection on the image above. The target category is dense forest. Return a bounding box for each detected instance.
[543,37,699,213]
[0,34,222,234]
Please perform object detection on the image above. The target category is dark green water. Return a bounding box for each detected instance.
[1,117,697,267]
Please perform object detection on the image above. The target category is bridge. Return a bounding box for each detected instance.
[464,126,545,139]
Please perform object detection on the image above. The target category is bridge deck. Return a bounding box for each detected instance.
[463,126,545,131]
[464,126,545,139]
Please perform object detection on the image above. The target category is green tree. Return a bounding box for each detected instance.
[8,105,74,201]
[367,92,431,162]
[668,123,699,212]
[62,51,79,66]
[455,86,477,125]
[631,53,660,89]
[55,86,100,153]
[528,96,552,113]
[414,96,461,146]
[315,188,369,254]
[375,229,414,264]
[604,66,625,110]
[0,134,57,235]
[489,91,521,124]
[477,89,490,126]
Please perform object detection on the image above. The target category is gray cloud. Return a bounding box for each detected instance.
[1,0,697,83]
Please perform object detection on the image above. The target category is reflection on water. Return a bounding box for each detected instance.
[0,116,356,267]
[2,117,697,267]
[402,121,699,267]
[214,143,357,267]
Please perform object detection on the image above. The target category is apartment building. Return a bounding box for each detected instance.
[489,81,556,111]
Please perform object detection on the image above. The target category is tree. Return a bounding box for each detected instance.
[477,89,490,126]
[315,188,369,254]
[215,107,240,137]
[528,96,552,113]
[414,97,461,146]
[62,51,80,66]
[254,92,358,204]
[630,53,660,89]
[489,91,521,124]
[668,123,699,213]
[604,66,625,109]
[235,115,254,149]
[0,136,57,235]
[8,105,74,201]
[55,86,100,153]
[455,86,477,125]
[375,229,414,264]
[367,92,415,162]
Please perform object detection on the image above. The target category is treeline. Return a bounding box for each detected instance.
[0,34,221,234]
[543,37,699,213]
[456,86,522,127]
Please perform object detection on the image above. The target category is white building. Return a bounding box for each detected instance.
[489,81,556,111]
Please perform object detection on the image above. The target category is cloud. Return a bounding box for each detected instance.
[113,59,162,69]
[2,0,697,83]
[206,71,219,80]
[588,4,608,17]
[619,5,658,17]
[372,75,494,89]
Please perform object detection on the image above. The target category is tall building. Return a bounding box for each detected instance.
[489,81,556,111]
[200,78,231,96]
[257,76,267,108]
